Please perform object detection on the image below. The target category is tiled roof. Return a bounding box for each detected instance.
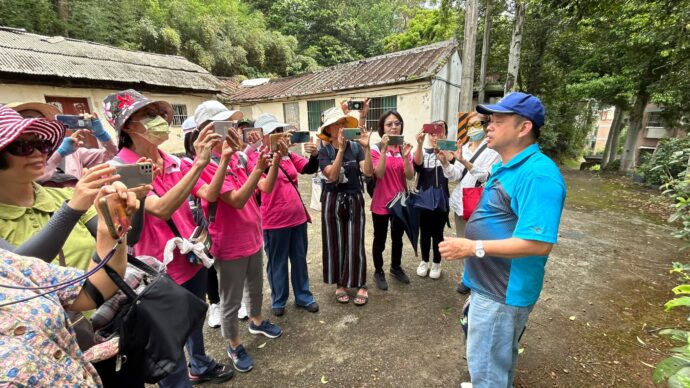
[217,76,245,103]
[229,39,458,103]
[0,27,221,92]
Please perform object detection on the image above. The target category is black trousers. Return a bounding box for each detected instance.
[419,209,447,263]
[207,264,220,304]
[371,212,405,273]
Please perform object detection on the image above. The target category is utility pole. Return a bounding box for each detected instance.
[459,0,479,112]
[504,1,525,95]
[477,0,493,104]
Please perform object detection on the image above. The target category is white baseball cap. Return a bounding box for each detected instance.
[254,113,292,135]
[181,117,197,134]
[193,100,243,127]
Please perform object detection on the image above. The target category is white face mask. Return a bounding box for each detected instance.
[132,116,170,146]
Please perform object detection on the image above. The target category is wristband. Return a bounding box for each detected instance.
[57,137,76,157]
[90,118,112,142]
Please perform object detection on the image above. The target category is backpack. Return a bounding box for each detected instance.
[323,142,373,196]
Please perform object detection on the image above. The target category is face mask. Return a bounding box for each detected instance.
[134,116,170,146]
[468,127,485,142]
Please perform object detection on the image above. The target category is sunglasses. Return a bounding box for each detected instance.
[5,139,53,156]
[135,109,169,121]
[385,120,402,128]
[468,120,487,129]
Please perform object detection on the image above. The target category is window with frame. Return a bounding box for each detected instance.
[646,111,665,128]
[307,99,335,131]
[364,96,397,131]
[283,102,300,128]
[171,104,188,126]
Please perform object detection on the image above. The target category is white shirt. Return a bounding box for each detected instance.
[442,140,501,217]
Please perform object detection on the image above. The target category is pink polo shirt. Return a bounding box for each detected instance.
[115,147,204,285]
[199,153,263,260]
[370,144,411,215]
[259,153,311,230]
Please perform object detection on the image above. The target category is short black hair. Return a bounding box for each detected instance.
[0,151,9,170]
[118,131,132,150]
[184,131,199,159]
[377,110,404,137]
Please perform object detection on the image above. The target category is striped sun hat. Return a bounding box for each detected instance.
[0,106,65,154]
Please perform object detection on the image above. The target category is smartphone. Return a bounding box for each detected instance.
[347,101,364,110]
[423,122,445,135]
[388,135,404,146]
[436,139,458,151]
[242,127,263,143]
[98,193,130,239]
[278,125,298,133]
[290,131,310,144]
[269,133,286,152]
[342,128,361,140]
[115,163,153,188]
[213,121,236,138]
[56,114,92,130]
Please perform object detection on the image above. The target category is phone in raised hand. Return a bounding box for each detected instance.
[98,193,130,239]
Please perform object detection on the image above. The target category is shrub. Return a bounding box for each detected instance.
[637,136,690,186]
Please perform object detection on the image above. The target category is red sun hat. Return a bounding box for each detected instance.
[0,106,65,154]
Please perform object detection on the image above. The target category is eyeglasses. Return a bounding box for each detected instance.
[468,120,487,129]
[385,120,402,128]
[5,139,53,156]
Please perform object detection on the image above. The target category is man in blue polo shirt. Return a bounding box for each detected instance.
[439,92,566,388]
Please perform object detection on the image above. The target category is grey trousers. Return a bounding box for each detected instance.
[215,249,264,340]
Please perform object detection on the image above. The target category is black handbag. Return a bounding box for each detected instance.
[100,255,208,383]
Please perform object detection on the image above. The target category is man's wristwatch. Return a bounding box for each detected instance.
[475,240,485,258]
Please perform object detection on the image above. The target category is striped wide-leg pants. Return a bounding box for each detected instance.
[321,190,367,288]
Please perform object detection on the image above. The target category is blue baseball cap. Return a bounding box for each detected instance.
[476,92,545,128]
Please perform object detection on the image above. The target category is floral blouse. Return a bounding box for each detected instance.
[0,249,101,387]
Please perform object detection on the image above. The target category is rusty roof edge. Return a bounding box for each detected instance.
[229,77,433,104]
[0,44,209,74]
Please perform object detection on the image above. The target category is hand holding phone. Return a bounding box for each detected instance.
[115,163,153,188]
[56,114,93,130]
[242,127,263,143]
[98,193,131,239]
[347,101,364,110]
[387,135,404,146]
[213,121,236,139]
[290,131,311,144]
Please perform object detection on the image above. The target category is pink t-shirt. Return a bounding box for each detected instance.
[116,147,205,285]
[259,153,311,230]
[199,153,263,260]
[370,144,411,215]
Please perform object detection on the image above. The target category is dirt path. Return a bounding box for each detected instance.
[198,169,689,387]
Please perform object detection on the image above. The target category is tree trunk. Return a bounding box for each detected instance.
[620,93,649,172]
[602,106,623,167]
[477,0,492,104]
[57,0,69,36]
[504,1,525,95]
[459,0,479,112]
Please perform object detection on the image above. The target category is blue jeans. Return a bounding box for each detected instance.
[264,223,316,308]
[158,267,217,388]
[466,292,534,388]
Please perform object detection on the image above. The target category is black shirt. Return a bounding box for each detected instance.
[319,142,365,193]
[413,148,451,198]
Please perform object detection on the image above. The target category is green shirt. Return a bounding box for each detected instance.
[0,183,97,270]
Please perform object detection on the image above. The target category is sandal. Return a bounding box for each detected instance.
[336,290,350,304]
[353,288,368,306]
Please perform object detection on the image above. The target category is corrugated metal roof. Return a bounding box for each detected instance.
[229,39,458,103]
[0,27,222,92]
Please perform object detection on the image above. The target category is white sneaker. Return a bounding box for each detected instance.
[429,263,442,279]
[416,261,430,277]
[237,302,249,320]
[460,383,473,388]
[207,303,221,328]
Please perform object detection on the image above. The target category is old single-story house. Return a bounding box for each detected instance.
[225,40,462,145]
[0,26,222,153]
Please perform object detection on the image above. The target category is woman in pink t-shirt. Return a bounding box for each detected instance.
[370,111,414,291]
[191,101,283,374]
[252,113,320,317]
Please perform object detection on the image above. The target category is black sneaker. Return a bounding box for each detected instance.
[296,302,319,313]
[456,282,471,294]
[272,307,285,317]
[188,363,234,385]
[390,267,410,284]
[374,272,388,290]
